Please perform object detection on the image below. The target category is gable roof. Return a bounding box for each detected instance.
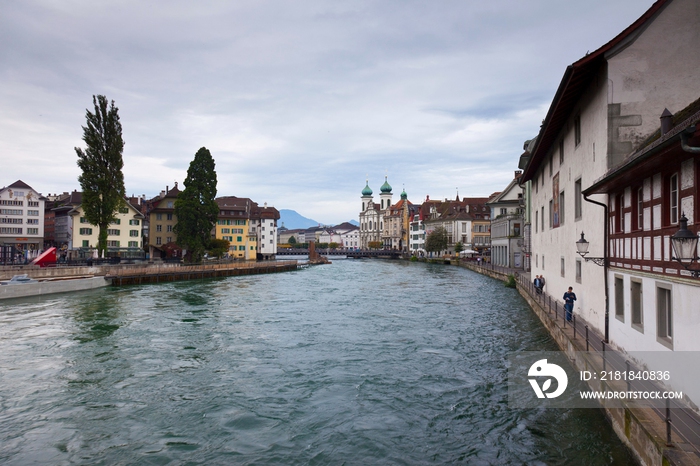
[522,0,671,182]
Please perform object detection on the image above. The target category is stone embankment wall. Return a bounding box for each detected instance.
[458,261,697,466]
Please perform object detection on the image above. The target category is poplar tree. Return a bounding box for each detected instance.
[174,147,219,262]
[75,95,126,257]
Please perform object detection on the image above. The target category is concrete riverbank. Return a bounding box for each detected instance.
[459,261,700,466]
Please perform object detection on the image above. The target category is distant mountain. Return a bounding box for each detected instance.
[279,209,320,230]
[278,210,359,230]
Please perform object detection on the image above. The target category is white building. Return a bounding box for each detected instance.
[359,177,393,248]
[521,0,700,341]
[487,172,525,269]
[0,180,46,261]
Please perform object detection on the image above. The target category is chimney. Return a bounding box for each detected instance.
[515,170,523,178]
[166,185,169,194]
[660,108,673,135]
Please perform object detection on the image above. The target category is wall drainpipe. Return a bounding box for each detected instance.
[583,193,609,343]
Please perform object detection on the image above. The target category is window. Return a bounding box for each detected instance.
[113,219,121,225]
[107,229,120,236]
[119,207,129,214]
[79,228,93,235]
[27,219,38,225]
[614,276,624,321]
[82,240,89,248]
[535,211,538,233]
[575,259,582,284]
[107,240,120,247]
[0,209,22,215]
[80,217,89,224]
[28,201,39,207]
[0,227,22,234]
[637,187,643,230]
[549,157,553,177]
[27,228,38,235]
[574,179,582,220]
[631,279,643,332]
[549,200,553,229]
[167,201,174,208]
[156,237,162,245]
[560,257,565,277]
[129,219,140,225]
[559,191,565,225]
[670,173,678,225]
[167,225,173,232]
[167,213,173,221]
[559,140,564,165]
[166,237,172,243]
[130,230,139,237]
[222,228,230,234]
[541,206,544,231]
[128,241,139,247]
[657,285,672,348]
[156,213,162,220]
[574,114,581,146]
[27,210,39,216]
[237,236,243,242]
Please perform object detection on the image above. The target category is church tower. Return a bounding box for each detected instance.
[379,176,392,211]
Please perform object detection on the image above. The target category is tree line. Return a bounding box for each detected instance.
[75,95,219,263]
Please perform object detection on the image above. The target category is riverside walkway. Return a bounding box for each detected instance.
[461,260,700,466]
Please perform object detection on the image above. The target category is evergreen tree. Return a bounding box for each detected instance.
[174,147,219,262]
[75,95,126,257]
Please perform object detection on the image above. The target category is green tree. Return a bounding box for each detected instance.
[75,95,126,257]
[454,242,464,254]
[288,236,297,245]
[174,147,219,262]
[425,226,448,255]
[208,238,230,258]
[329,242,339,249]
[368,241,382,250]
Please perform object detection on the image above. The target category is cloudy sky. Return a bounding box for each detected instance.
[1,0,653,225]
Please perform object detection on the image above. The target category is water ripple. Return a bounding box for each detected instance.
[0,260,635,465]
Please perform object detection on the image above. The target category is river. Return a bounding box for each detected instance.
[0,259,635,464]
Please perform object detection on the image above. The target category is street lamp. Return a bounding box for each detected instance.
[575,232,606,266]
[575,230,609,342]
[671,213,700,277]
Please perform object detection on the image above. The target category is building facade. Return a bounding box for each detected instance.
[521,0,700,337]
[0,180,46,262]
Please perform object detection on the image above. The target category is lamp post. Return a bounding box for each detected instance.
[576,231,609,342]
[576,232,606,267]
[671,213,700,277]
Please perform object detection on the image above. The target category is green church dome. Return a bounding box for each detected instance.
[380,176,392,193]
[362,181,373,196]
[400,189,407,200]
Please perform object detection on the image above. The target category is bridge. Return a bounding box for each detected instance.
[276,249,403,259]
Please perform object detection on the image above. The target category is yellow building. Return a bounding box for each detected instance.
[215,197,257,260]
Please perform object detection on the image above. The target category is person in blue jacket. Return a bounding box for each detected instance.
[563,286,577,321]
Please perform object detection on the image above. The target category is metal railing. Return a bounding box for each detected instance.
[514,273,700,454]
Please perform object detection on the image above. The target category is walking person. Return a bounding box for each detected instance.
[563,286,577,321]
[539,275,546,293]
[534,275,541,294]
